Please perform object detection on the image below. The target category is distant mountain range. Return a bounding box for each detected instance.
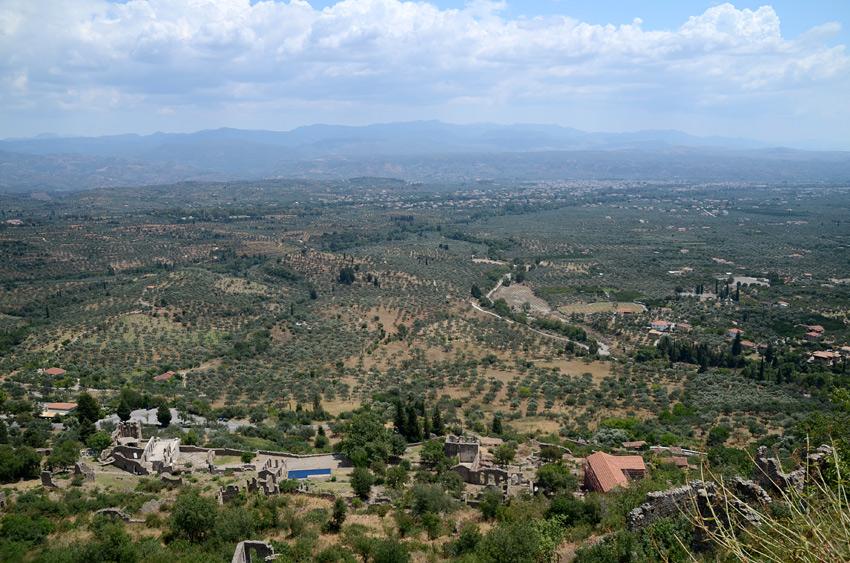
[2,121,849,190]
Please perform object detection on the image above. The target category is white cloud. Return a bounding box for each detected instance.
[0,0,847,140]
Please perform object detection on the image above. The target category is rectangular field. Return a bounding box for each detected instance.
[557,301,645,314]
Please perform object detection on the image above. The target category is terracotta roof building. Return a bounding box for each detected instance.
[584,452,647,493]
[40,402,77,418]
[44,367,67,376]
[669,457,689,468]
[154,371,176,382]
[622,441,647,450]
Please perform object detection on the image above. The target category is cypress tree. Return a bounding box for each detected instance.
[431,406,444,436]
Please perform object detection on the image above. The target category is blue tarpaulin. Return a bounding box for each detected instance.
[288,468,332,479]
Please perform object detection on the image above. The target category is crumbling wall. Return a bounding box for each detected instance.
[211,464,255,475]
[217,484,241,505]
[259,458,286,483]
[41,471,59,488]
[451,464,512,486]
[111,451,150,475]
[627,479,767,533]
[445,435,480,464]
[247,477,279,496]
[754,444,833,493]
[73,462,95,483]
[95,508,145,523]
[231,540,276,563]
[111,421,143,442]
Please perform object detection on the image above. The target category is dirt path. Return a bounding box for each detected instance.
[478,271,610,356]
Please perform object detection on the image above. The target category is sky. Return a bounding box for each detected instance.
[1,0,848,146]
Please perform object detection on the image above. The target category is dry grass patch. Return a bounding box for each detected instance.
[558,301,644,315]
[532,359,613,383]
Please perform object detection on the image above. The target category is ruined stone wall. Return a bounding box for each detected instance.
[73,462,95,483]
[445,435,480,464]
[217,484,241,505]
[451,464,511,486]
[41,471,59,488]
[754,444,833,493]
[258,458,286,483]
[231,540,275,563]
[111,452,150,475]
[626,479,768,532]
[111,421,143,442]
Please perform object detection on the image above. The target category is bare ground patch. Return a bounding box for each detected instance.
[492,283,552,315]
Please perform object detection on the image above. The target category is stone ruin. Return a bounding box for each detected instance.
[626,443,837,541]
[259,458,287,482]
[0,491,7,511]
[217,484,242,505]
[246,458,287,495]
[74,462,95,483]
[161,474,185,486]
[111,420,143,443]
[452,463,510,486]
[95,507,145,523]
[218,458,291,504]
[231,540,277,563]
[207,449,258,475]
[41,470,59,488]
[445,435,481,464]
[247,476,279,496]
[627,478,771,533]
[41,463,96,488]
[754,444,833,493]
[444,434,532,498]
[108,436,181,476]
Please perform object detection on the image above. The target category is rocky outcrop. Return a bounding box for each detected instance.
[140,499,162,514]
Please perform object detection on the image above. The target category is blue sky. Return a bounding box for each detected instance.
[1,1,848,147]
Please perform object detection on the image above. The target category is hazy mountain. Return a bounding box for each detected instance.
[1,121,849,190]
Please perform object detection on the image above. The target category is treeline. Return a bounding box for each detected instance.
[532,318,589,342]
[636,336,747,370]
[648,335,849,392]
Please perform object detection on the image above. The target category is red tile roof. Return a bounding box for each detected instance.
[44,367,67,376]
[585,452,646,493]
[45,402,77,410]
[154,371,175,382]
[670,457,689,468]
[622,441,647,449]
